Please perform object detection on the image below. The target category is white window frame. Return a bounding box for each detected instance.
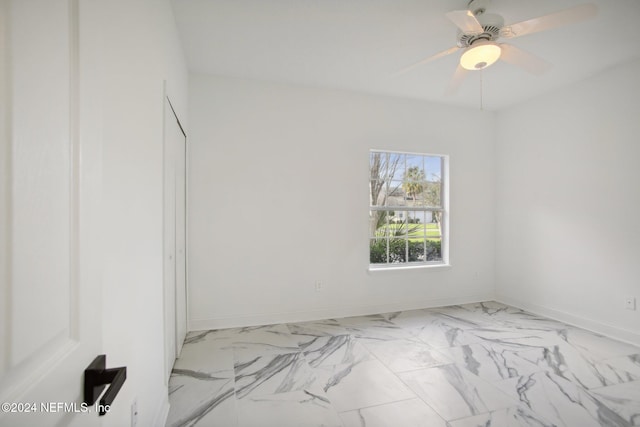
[369,150,449,270]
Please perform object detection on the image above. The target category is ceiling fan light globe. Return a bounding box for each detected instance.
[460,41,501,70]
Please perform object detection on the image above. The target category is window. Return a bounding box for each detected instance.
[369,150,448,268]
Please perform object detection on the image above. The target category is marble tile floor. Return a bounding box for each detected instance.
[166,301,640,427]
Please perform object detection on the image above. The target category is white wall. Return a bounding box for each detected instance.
[188,74,496,330]
[89,1,188,425]
[495,59,640,345]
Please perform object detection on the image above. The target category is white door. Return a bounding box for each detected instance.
[0,1,103,426]
[163,99,177,380]
[174,114,187,357]
[163,97,187,380]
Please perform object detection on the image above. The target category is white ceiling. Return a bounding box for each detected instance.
[172,0,640,110]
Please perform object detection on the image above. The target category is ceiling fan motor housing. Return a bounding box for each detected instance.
[467,0,491,16]
[457,13,504,48]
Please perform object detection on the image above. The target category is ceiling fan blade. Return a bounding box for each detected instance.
[500,3,597,39]
[395,46,461,75]
[445,10,484,34]
[445,64,469,95]
[499,44,551,75]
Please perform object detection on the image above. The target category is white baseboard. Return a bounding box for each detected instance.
[495,294,640,347]
[188,293,495,331]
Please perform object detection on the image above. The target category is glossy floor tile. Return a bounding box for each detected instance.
[167,301,640,427]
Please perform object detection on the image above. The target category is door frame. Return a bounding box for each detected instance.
[162,91,188,384]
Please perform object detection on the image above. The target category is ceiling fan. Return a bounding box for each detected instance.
[399,0,598,94]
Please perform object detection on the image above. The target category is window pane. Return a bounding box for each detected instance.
[388,237,407,263]
[387,214,407,264]
[370,152,406,207]
[408,238,426,262]
[383,153,404,181]
[425,213,442,262]
[424,219,441,239]
[403,155,425,208]
[426,238,442,262]
[369,180,385,206]
[417,180,441,208]
[370,238,388,264]
[423,156,442,208]
[425,156,442,181]
[385,181,405,207]
[406,212,424,262]
[405,155,423,180]
[406,211,420,225]
[387,153,404,182]
[369,210,390,238]
[370,151,387,180]
[370,152,389,208]
[388,212,406,235]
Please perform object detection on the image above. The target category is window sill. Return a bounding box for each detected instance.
[368,263,451,273]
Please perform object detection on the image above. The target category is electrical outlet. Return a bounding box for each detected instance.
[314,281,322,292]
[625,297,636,311]
[131,398,138,427]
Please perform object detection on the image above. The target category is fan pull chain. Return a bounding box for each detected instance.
[480,69,484,111]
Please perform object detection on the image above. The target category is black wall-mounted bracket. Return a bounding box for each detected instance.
[83,355,127,416]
